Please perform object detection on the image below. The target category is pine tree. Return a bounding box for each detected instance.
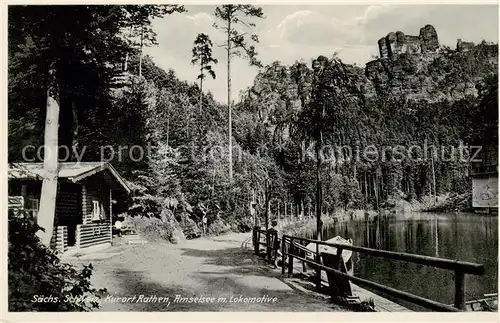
[191,33,218,114]
[8,5,185,245]
[213,5,264,181]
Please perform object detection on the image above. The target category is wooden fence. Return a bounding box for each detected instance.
[253,227,280,264]
[252,227,485,312]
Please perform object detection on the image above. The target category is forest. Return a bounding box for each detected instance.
[8,5,499,240]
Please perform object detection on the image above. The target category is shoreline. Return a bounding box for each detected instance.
[279,205,498,239]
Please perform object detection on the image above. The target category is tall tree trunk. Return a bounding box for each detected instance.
[227,21,233,181]
[431,153,437,204]
[37,67,60,246]
[186,107,191,138]
[404,172,408,194]
[211,166,216,198]
[265,180,269,230]
[199,67,204,114]
[139,25,144,78]
[166,107,170,147]
[381,172,384,201]
[71,101,78,151]
[316,144,322,241]
[364,172,368,201]
[369,174,373,197]
[353,163,358,188]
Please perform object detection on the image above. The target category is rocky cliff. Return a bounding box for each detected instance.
[363,25,498,102]
[378,24,440,59]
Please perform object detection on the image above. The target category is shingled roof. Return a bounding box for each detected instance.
[8,162,131,193]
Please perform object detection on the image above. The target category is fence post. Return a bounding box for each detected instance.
[253,227,258,255]
[454,270,465,310]
[281,235,286,275]
[254,227,261,255]
[336,247,344,297]
[315,241,321,290]
[288,237,294,277]
[272,231,278,265]
[256,228,261,255]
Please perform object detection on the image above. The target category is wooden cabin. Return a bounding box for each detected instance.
[8,162,130,254]
[471,143,498,212]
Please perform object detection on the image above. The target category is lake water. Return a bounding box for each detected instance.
[314,212,498,311]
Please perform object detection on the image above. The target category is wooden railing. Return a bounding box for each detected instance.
[252,228,485,312]
[253,227,278,262]
[282,235,484,312]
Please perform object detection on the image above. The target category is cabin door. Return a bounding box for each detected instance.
[55,182,82,247]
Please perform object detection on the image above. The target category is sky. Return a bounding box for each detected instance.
[144,4,499,103]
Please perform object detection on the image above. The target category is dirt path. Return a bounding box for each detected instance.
[68,233,346,311]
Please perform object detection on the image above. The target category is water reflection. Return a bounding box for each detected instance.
[308,212,498,311]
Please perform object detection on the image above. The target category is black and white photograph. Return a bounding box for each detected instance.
[3,2,499,317]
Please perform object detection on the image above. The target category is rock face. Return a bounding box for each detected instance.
[419,25,440,53]
[457,38,475,52]
[364,25,498,102]
[378,24,439,58]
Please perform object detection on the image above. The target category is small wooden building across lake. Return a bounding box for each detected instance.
[471,143,498,212]
[8,162,130,254]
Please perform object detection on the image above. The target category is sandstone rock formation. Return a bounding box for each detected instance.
[419,25,440,53]
[364,25,498,103]
[378,24,439,58]
[456,38,475,52]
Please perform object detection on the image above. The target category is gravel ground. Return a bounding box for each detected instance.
[67,233,347,312]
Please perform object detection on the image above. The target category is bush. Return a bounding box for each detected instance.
[128,193,164,219]
[207,218,231,236]
[235,217,253,233]
[8,210,106,311]
[129,216,184,243]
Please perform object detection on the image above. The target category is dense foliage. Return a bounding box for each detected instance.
[8,5,499,236]
[8,5,497,314]
[238,54,497,213]
[8,210,106,311]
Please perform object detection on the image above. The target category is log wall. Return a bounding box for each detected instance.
[76,223,111,249]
